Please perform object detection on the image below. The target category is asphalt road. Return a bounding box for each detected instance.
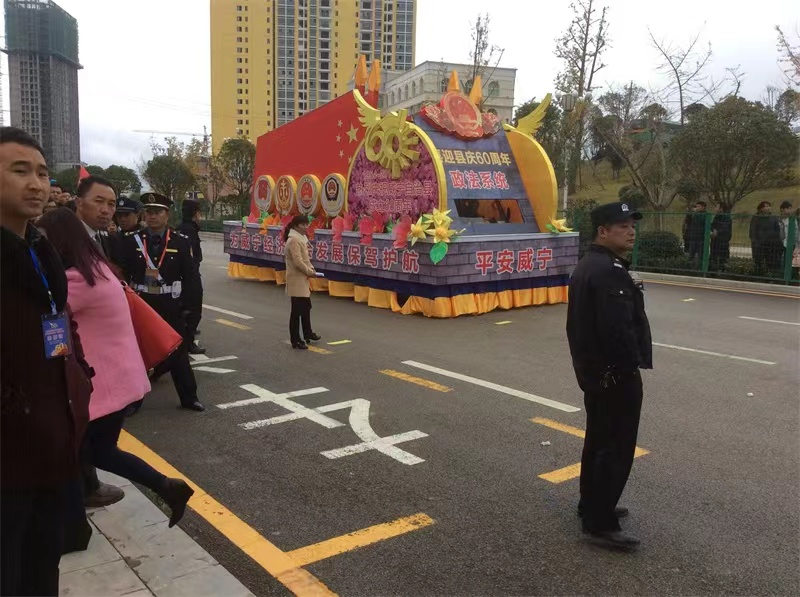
[124,236,800,596]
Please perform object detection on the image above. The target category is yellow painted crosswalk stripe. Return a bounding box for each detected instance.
[286,513,435,567]
[215,318,251,331]
[531,417,650,484]
[327,340,352,345]
[307,345,333,354]
[379,369,452,393]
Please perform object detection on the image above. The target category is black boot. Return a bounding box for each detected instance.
[158,478,194,527]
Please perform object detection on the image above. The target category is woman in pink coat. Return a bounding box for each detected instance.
[38,208,192,527]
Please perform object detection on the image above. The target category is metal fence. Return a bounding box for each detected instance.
[564,210,799,285]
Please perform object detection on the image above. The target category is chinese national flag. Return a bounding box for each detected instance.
[78,165,91,183]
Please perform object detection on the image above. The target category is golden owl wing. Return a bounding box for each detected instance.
[516,93,552,137]
[353,89,381,129]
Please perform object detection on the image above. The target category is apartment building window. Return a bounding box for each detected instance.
[238,109,243,115]
[238,119,243,125]
[237,37,242,42]
[237,78,243,84]
[237,57,243,63]
[237,68,242,73]
[237,26,242,32]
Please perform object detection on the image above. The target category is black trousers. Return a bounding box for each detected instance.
[183,274,203,342]
[579,370,643,532]
[1,485,67,596]
[143,295,199,406]
[289,296,313,343]
[86,409,167,490]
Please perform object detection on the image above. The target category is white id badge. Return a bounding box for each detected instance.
[171,280,182,298]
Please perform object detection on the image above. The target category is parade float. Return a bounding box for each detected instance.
[224,57,579,317]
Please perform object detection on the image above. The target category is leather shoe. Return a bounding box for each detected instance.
[180,401,205,412]
[584,529,640,550]
[84,482,125,508]
[188,342,206,355]
[577,506,629,519]
[157,478,194,527]
[292,340,308,349]
[306,333,321,342]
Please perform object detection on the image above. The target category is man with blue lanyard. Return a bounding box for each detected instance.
[116,192,205,412]
[1,126,94,595]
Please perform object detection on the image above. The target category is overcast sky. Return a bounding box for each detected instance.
[0,0,796,173]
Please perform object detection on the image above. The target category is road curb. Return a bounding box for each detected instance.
[632,271,800,296]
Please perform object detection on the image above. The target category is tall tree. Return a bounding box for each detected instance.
[671,97,799,211]
[218,138,256,209]
[776,25,800,87]
[553,0,610,193]
[513,98,565,186]
[141,155,195,202]
[597,82,647,129]
[649,29,716,125]
[53,167,79,194]
[467,14,504,109]
[104,164,142,195]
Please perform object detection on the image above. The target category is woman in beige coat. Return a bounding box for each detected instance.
[284,215,321,349]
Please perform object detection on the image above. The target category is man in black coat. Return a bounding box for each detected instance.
[566,201,653,550]
[177,199,204,354]
[116,193,205,412]
[1,126,94,596]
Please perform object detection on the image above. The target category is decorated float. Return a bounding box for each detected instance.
[224,57,579,317]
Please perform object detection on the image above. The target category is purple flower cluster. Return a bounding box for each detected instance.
[347,142,438,221]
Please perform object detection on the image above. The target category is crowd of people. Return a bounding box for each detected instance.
[682,199,798,276]
[0,126,205,596]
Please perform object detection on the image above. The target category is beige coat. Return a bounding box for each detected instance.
[284,229,316,297]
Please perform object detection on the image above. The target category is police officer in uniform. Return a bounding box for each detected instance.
[177,199,204,354]
[108,196,143,266]
[116,192,205,412]
[566,202,652,550]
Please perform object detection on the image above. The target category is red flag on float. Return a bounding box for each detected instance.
[78,165,91,183]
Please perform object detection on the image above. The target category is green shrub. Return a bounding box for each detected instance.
[637,255,699,274]
[637,230,684,260]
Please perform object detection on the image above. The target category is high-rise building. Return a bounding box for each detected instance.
[3,0,81,170]
[210,0,416,154]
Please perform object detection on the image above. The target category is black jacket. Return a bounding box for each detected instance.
[566,245,652,384]
[1,225,92,488]
[177,220,202,264]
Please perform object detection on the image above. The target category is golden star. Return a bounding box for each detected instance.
[337,119,343,127]
[336,134,341,142]
[339,149,344,158]
[346,125,358,142]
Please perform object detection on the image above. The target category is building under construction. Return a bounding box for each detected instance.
[3,0,81,170]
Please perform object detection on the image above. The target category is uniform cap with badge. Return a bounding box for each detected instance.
[591,202,643,231]
[140,192,172,210]
[115,196,143,214]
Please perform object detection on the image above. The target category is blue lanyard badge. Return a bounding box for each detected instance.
[29,247,72,358]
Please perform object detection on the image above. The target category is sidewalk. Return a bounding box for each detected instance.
[59,471,254,597]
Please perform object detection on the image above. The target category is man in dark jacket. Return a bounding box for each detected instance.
[566,201,653,550]
[1,126,94,596]
[750,201,782,274]
[710,205,733,271]
[177,199,204,354]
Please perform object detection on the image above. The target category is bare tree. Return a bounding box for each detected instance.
[649,28,717,125]
[468,14,505,109]
[776,25,800,86]
[554,0,610,193]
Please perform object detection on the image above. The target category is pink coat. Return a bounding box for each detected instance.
[66,262,150,420]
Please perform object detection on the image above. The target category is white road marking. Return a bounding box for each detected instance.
[202,304,254,320]
[217,386,329,410]
[738,316,800,326]
[402,361,580,413]
[193,366,237,374]
[653,342,776,365]
[189,355,238,366]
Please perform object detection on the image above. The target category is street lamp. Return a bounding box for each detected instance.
[560,93,577,211]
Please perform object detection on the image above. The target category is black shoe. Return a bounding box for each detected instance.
[158,478,194,528]
[305,333,321,342]
[584,529,640,550]
[292,340,308,349]
[180,401,205,412]
[84,482,125,508]
[188,342,206,355]
[123,399,144,418]
[577,506,629,519]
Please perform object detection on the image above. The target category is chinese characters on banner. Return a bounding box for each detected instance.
[474,247,553,275]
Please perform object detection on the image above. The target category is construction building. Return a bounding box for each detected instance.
[210,0,416,153]
[3,0,81,170]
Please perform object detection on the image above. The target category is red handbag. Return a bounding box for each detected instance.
[122,284,182,370]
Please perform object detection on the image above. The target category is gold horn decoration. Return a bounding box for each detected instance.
[447,70,460,93]
[368,59,382,93]
[468,75,483,105]
[355,55,368,88]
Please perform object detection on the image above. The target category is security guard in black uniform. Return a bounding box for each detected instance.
[177,199,204,355]
[108,196,143,266]
[566,202,652,550]
[116,192,205,412]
